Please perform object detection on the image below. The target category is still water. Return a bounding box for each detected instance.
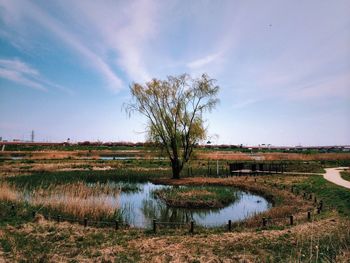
[104,182,271,228]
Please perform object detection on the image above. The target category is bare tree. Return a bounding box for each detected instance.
[126,73,219,179]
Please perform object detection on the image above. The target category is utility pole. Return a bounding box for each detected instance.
[31,130,34,142]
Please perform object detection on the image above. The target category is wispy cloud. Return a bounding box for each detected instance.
[187,52,223,70]
[0,58,73,94]
[0,58,47,91]
[58,0,158,83]
[0,0,125,92]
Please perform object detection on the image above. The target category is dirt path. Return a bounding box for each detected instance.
[323,167,350,189]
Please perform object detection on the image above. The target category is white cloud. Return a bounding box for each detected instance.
[187,52,223,70]
[58,0,158,83]
[0,58,73,94]
[0,58,47,91]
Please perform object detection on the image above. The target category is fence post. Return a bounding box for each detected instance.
[319,200,323,211]
[115,220,119,230]
[32,211,36,218]
[11,204,15,216]
[228,220,232,232]
[190,220,194,234]
[307,211,311,221]
[57,215,61,223]
[153,219,157,234]
[262,217,267,227]
[84,218,88,228]
[207,160,210,176]
[290,215,293,226]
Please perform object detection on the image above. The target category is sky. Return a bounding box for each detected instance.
[0,0,349,146]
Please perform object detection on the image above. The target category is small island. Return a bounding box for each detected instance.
[153,186,239,209]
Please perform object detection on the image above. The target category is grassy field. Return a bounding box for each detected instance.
[0,153,349,262]
[341,170,350,182]
[293,174,350,216]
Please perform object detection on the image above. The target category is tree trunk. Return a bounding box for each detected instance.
[171,158,182,179]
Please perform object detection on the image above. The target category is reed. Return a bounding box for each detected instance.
[29,182,121,220]
[0,183,20,202]
[35,181,121,198]
[31,194,119,220]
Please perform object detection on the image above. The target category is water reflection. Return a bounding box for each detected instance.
[115,182,271,228]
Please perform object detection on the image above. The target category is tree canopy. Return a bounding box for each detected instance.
[126,73,219,179]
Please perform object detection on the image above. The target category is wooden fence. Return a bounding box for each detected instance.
[4,184,325,234]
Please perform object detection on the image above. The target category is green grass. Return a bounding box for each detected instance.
[294,175,350,216]
[153,186,238,208]
[340,171,350,182]
[284,161,325,173]
[4,169,168,189]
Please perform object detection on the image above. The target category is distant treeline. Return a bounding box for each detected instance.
[1,141,349,153]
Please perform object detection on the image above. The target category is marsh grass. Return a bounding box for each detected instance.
[0,183,21,202]
[5,169,166,189]
[31,194,119,220]
[27,181,120,219]
[0,181,123,220]
[1,169,162,222]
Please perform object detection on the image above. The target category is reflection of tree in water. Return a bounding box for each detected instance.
[141,198,224,224]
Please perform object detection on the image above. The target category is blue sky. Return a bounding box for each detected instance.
[0,0,349,146]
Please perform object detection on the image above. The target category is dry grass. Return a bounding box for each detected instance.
[30,182,120,219]
[198,151,350,161]
[1,213,348,262]
[0,181,121,220]
[127,216,350,262]
[37,181,121,198]
[177,189,213,198]
[0,160,122,176]
[31,195,118,220]
[0,183,20,202]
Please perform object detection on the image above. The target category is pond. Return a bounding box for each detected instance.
[104,182,271,228]
[99,156,137,160]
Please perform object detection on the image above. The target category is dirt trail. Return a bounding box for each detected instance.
[323,167,350,189]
